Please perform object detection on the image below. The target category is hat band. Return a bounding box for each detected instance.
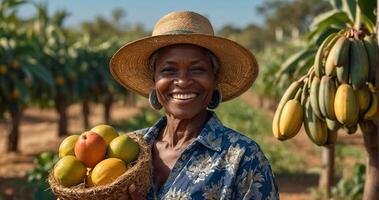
[163,30,195,35]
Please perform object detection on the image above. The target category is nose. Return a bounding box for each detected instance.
[174,71,193,88]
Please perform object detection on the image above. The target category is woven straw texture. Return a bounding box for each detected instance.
[48,133,152,200]
[110,11,258,102]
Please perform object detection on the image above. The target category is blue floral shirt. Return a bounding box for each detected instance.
[138,111,279,200]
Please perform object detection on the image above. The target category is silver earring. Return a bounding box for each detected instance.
[149,89,162,110]
[208,89,222,109]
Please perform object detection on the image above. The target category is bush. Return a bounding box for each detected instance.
[12,152,58,200]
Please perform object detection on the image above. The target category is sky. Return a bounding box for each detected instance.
[18,0,265,31]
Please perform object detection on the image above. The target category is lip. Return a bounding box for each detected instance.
[169,92,199,104]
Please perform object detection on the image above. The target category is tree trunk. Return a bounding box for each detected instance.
[362,124,379,200]
[82,98,90,129]
[104,93,113,124]
[363,7,379,199]
[55,96,68,137]
[319,145,335,198]
[7,105,23,152]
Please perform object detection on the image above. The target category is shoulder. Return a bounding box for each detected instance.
[220,127,272,168]
[221,127,263,155]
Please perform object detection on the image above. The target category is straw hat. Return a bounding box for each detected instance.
[110,11,258,101]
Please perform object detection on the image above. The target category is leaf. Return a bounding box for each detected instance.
[342,0,356,22]
[361,14,375,33]
[308,27,340,46]
[310,10,352,31]
[330,0,343,9]
[24,64,54,87]
[358,0,376,26]
[278,48,316,76]
[13,78,29,101]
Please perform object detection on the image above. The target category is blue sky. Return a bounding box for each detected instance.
[18,0,265,31]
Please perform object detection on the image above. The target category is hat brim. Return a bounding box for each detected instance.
[110,34,258,102]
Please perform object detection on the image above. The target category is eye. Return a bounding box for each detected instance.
[159,66,176,75]
[191,66,207,74]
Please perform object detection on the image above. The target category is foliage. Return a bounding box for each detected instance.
[277,0,376,82]
[216,99,305,173]
[257,0,331,43]
[112,108,162,133]
[12,152,58,200]
[331,162,365,200]
[251,40,307,99]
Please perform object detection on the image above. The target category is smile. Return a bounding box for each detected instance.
[171,93,198,100]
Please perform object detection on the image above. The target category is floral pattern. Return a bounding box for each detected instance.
[139,111,279,200]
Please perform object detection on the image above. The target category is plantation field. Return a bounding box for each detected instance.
[0,92,366,200]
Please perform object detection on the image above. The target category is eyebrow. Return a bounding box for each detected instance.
[161,60,208,65]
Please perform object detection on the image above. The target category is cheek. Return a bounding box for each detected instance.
[154,79,170,101]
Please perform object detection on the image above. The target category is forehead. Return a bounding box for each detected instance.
[154,44,210,62]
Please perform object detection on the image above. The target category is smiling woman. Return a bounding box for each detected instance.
[110,11,279,200]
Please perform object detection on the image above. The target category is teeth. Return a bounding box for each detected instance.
[172,93,197,100]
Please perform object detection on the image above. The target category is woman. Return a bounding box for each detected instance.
[110,11,279,200]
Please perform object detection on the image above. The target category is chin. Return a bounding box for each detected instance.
[166,107,206,120]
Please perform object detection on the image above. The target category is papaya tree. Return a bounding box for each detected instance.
[275,0,377,198]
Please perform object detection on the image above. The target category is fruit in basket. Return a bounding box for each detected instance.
[90,124,119,145]
[91,158,127,186]
[53,155,86,187]
[75,131,107,168]
[59,135,80,158]
[107,134,140,164]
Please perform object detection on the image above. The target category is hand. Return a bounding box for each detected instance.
[128,184,146,200]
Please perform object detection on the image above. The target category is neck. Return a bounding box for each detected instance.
[160,110,209,148]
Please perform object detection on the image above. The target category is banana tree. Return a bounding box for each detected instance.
[276,0,377,198]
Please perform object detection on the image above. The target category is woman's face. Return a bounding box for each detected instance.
[154,44,215,119]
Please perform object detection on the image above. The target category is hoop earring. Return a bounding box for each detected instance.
[149,89,162,110]
[208,89,222,109]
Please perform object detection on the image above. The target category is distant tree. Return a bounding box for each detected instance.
[257,0,331,42]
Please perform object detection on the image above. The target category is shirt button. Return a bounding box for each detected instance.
[181,155,187,160]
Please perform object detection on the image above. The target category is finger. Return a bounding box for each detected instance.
[128,184,145,200]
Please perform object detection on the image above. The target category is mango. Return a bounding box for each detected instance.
[91,158,127,186]
[53,155,86,187]
[107,134,139,164]
[90,124,119,145]
[59,135,79,158]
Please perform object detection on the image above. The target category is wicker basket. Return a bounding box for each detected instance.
[49,133,152,200]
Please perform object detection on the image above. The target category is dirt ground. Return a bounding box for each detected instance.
[0,93,364,200]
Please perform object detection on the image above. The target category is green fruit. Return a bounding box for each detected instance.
[349,39,369,89]
[107,135,140,164]
[310,76,323,119]
[304,99,328,146]
[319,76,337,120]
[314,33,340,77]
[363,36,378,83]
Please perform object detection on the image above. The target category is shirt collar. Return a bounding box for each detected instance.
[143,111,224,152]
